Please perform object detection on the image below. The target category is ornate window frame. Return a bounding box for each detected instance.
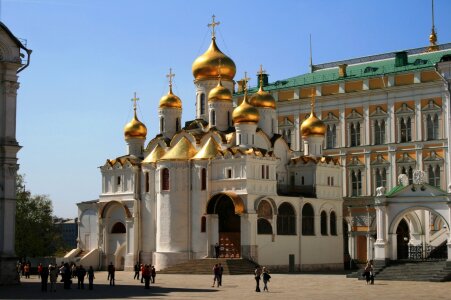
[348,156,365,196]
[396,152,416,185]
[422,99,442,141]
[370,106,387,145]
[371,154,390,194]
[323,112,339,149]
[346,109,363,147]
[423,150,443,188]
[395,103,414,143]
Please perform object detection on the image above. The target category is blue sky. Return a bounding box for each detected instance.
[3,0,451,218]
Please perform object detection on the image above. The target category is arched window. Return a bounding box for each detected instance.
[302,203,314,236]
[330,211,337,236]
[350,122,361,146]
[201,216,206,233]
[175,118,180,131]
[401,166,414,184]
[375,168,387,188]
[326,124,336,148]
[211,110,216,126]
[200,93,206,115]
[161,168,169,191]
[160,117,165,132]
[351,170,362,196]
[400,116,412,142]
[374,120,385,145]
[277,202,296,235]
[201,168,207,190]
[320,211,328,235]
[257,218,273,234]
[111,222,126,234]
[428,165,440,187]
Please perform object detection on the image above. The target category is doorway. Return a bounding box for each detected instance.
[396,219,409,259]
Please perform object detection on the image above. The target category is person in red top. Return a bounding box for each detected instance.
[37,263,43,279]
[142,264,151,289]
[140,264,144,283]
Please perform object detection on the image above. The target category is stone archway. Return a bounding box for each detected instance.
[396,219,409,260]
[206,192,244,258]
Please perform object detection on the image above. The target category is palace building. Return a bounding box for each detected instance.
[72,18,343,272]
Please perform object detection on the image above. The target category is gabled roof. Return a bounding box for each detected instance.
[385,183,447,197]
[192,137,221,160]
[0,22,28,51]
[160,136,197,161]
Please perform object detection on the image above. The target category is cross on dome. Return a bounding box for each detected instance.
[243,71,251,95]
[131,92,140,111]
[258,64,266,86]
[208,14,220,38]
[166,68,175,87]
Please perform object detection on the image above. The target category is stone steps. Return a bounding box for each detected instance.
[159,258,258,275]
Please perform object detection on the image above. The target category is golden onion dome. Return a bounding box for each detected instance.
[249,86,276,109]
[192,37,236,81]
[124,110,147,139]
[159,85,182,109]
[232,95,260,124]
[208,79,232,102]
[300,112,326,137]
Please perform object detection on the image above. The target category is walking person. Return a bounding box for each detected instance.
[134,262,140,280]
[218,263,224,286]
[77,265,86,289]
[40,264,49,292]
[151,266,156,283]
[214,243,220,258]
[364,260,374,285]
[262,267,271,292]
[107,262,113,281]
[63,262,72,289]
[87,266,95,290]
[140,264,144,283]
[143,264,151,289]
[24,263,30,279]
[49,264,58,292]
[109,264,115,286]
[37,263,43,279]
[254,266,262,292]
[211,264,220,287]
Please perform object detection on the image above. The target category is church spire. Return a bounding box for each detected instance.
[427,0,438,52]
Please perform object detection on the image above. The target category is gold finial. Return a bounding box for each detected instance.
[243,71,251,97]
[310,87,316,114]
[258,64,266,89]
[131,92,140,114]
[428,0,438,51]
[208,14,220,39]
[166,68,175,93]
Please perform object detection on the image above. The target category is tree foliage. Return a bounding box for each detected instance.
[15,174,64,257]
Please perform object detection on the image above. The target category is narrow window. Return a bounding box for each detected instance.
[330,211,337,235]
[211,110,216,126]
[200,93,206,115]
[161,168,169,191]
[351,170,362,196]
[175,118,180,131]
[302,203,314,235]
[227,169,232,179]
[201,168,207,190]
[117,176,121,185]
[266,165,269,179]
[160,117,165,132]
[320,211,328,236]
[145,172,150,193]
[201,216,206,233]
[277,203,296,235]
[261,165,265,179]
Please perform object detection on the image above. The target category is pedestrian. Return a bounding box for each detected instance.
[24,263,30,279]
[262,267,271,292]
[87,266,95,290]
[71,263,77,278]
[151,266,156,283]
[49,264,58,292]
[211,264,220,287]
[40,264,49,292]
[63,262,72,289]
[109,264,115,286]
[214,243,220,258]
[77,265,86,289]
[107,262,113,281]
[143,264,151,289]
[140,264,144,283]
[218,263,224,286]
[134,262,140,280]
[37,263,43,279]
[254,266,262,292]
[363,260,375,285]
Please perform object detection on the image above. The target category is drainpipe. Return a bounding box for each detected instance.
[17,48,32,73]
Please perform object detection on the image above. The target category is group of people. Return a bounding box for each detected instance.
[363,260,375,285]
[133,262,157,289]
[212,263,224,287]
[254,266,271,292]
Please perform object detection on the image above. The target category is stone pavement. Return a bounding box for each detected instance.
[0,271,450,299]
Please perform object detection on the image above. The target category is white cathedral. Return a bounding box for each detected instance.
[69,22,344,272]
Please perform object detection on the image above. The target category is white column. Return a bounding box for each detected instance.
[294,114,300,151]
[365,153,371,195]
[364,104,370,145]
[389,146,397,188]
[374,202,388,262]
[415,98,422,141]
[388,98,395,143]
[339,106,346,147]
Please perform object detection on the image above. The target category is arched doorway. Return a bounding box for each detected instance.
[396,219,409,260]
[207,193,243,258]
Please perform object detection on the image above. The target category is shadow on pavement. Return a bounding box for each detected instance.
[0,282,218,299]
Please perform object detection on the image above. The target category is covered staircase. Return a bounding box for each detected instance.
[158,258,258,275]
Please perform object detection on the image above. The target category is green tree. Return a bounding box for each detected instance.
[15,174,64,257]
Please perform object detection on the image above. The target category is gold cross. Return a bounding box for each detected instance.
[131,92,139,110]
[258,64,266,86]
[243,71,251,95]
[166,68,175,87]
[208,14,220,38]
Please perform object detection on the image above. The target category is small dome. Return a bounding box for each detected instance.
[192,37,236,81]
[208,80,232,102]
[249,86,276,109]
[300,112,326,137]
[159,87,182,109]
[232,95,260,124]
[124,111,147,139]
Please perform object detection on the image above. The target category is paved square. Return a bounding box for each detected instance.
[0,271,450,299]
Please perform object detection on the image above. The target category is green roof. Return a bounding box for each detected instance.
[239,43,451,94]
[385,185,406,197]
